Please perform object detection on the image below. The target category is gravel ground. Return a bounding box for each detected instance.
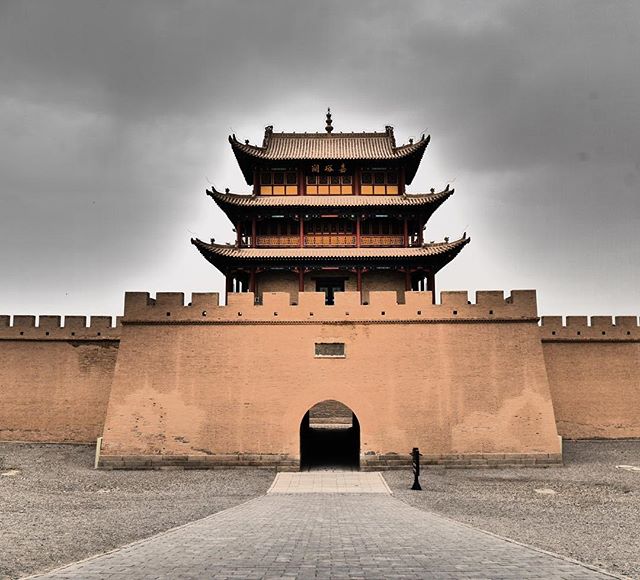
[1,441,639,579]
[386,440,640,579]
[0,443,274,579]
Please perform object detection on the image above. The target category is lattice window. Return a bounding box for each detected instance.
[361,171,399,195]
[260,171,298,195]
[306,175,352,195]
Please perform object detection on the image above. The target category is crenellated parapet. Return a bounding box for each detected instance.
[122,289,539,324]
[540,315,639,342]
[0,315,121,340]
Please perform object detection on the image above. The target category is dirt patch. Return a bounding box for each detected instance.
[385,440,640,579]
[0,443,274,579]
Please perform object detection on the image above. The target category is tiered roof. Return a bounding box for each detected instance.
[207,186,454,219]
[230,125,430,184]
[191,235,470,270]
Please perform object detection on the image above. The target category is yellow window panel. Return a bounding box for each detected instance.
[361,185,373,195]
[318,185,329,195]
[341,185,353,194]
[374,185,386,195]
[260,186,273,195]
[329,185,341,195]
[306,185,318,195]
[273,185,285,195]
[286,186,298,195]
[386,185,399,195]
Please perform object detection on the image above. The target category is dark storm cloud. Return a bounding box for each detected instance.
[0,0,638,316]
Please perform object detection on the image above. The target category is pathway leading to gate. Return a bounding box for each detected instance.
[32,472,616,579]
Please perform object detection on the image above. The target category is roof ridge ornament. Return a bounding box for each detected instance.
[325,108,333,134]
[262,125,273,147]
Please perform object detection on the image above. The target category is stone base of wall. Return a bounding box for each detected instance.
[362,452,562,470]
[98,454,299,470]
[99,452,563,470]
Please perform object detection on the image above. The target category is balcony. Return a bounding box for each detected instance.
[253,234,406,248]
[360,235,404,247]
[255,235,299,248]
[305,234,357,248]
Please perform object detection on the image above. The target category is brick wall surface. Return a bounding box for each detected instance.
[99,290,562,467]
[540,316,640,439]
[0,315,120,442]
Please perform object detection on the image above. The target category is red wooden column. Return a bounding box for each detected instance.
[403,218,409,246]
[354,166,361,196]
[405,269,412,291]
[299,216,304,248]
[236,222,242,246]
[251,217,257,248]
[356,216,361,248]
[298,268,305,292]
[225,273,233,304]
[249,268,256,294]
[426,271,436,304]
[356,268,363,292]
[418,218,424,245]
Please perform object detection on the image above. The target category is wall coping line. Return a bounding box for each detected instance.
[121,317,540,326]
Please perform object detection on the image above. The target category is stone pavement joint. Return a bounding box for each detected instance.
[268,470,392,494]
[30,476,619,579]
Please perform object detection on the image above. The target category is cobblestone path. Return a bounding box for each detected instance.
[33,481,614,579]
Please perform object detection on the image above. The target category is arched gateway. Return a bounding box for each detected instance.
[300,400,360,470]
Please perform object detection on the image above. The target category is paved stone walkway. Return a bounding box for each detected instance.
[268,471,391,494]
[32,474,615,579]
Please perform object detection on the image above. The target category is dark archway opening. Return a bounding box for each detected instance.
[300,400,360,470]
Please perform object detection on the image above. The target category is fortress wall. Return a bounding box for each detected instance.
[361,271,405,303]
[100,290,561,468]
[0,315,120,442]
[541,316,640,439]
[256,271,299,301]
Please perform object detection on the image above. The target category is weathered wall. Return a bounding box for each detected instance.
[250,270,405,304]
[361,271,405,303]
[541,316,640,439]
[99,290,562,468]
[0,315,120,443]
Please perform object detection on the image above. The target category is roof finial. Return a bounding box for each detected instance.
[325,108,333,133]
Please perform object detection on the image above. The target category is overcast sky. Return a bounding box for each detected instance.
[1,0,638,318]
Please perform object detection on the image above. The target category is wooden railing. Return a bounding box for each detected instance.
[360,235,404,247]
[255,235,300,247]
[253,234,406,248]
[305,235,357,247]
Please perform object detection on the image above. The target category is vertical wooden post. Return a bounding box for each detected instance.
[356,268,362,292]
[356,216,361,248]
[418,218,424,245]
[405,269,412,291]
[251,217,257,248]
[236,222,242,246]
[299,216,304,248]
[249,268,256,294]
[427,271,436,304]
[354,166,361,196]
[225,274,233,304]
[403,218,409,247]
[298,268,305,292]
[399,166,406,195]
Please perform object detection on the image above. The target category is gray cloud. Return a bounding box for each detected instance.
[0,0,638,317]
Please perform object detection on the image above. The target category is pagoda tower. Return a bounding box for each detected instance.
[192,110,469,304]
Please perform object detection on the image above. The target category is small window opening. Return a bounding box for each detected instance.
[315,343,346,358]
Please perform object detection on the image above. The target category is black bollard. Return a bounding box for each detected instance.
[411,447,422,490]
